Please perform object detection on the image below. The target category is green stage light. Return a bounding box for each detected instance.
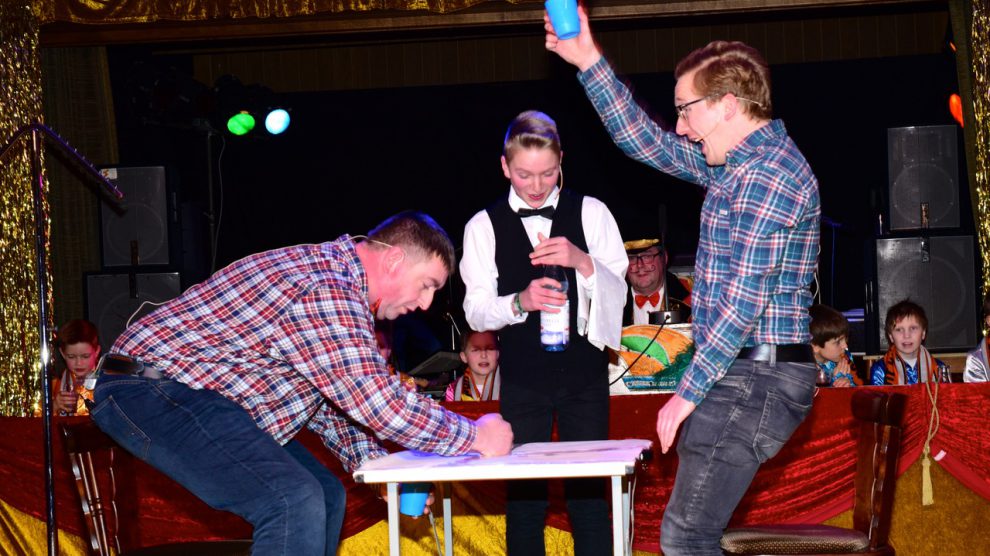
[227,111,255,135]
[213,75,291,137]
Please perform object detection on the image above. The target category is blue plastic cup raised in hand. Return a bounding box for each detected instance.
[399,482,431,516]
[545,0,579,40]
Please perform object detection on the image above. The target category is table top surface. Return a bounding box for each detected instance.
[353,439,653,484]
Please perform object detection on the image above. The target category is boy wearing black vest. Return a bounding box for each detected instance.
[460,110,627,555]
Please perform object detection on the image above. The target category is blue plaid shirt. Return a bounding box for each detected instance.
[578,60,820,404]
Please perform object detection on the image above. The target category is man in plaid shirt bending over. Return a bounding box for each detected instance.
[547,9,820,556]
[90,211,513,555]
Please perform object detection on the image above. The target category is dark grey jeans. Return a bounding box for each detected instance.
[660,358,817,556]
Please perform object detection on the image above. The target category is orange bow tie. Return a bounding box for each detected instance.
[635,292,660,308]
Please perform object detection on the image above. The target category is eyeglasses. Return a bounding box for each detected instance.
[675,94,764,119]
[628,252,661,267]
[675,95,714,119]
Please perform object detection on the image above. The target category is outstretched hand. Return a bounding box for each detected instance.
[655,394,696,453]
[544,4,602,72]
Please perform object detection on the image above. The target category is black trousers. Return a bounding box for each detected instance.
[499,373,611,556]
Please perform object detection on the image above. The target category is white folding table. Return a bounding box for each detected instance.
[353,438,652,555]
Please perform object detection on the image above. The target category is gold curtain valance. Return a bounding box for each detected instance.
[34,0,535,24]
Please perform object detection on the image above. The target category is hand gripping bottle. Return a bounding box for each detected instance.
[540,265,569,351]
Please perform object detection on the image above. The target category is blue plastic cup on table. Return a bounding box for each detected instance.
[545,0,580,40]
[399,482,431,516]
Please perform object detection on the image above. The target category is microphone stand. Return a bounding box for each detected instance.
[0,122,122,556]
[444,311,462,350]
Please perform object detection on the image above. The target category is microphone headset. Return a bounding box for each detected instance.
[693,103,725,143]
[693,117,721,143]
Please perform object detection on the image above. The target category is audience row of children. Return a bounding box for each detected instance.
[811,295,990,386]
[44,292,990,415]
[438,294,990,394]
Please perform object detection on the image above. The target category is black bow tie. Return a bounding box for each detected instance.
[517,206,555,219]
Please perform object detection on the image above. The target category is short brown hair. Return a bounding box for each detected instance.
[57,319,99,348]
[675,40,772,120]
[460,329,500,352]
[503,110,561,163]
[884,299,928,338]
[367,211,456,275]
[808,304,849,347]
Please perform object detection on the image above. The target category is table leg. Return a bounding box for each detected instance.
[442,482,453,555]
[387,482,400,556]
[622,476,631,555]
[611,475,624,555]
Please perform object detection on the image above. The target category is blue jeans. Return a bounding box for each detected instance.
[659,359,816,556]
[90,372,346,556]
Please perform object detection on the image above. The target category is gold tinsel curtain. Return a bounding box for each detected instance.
[33,0,529,23]
[0,1,51,417]
[949,0,990,326]
[968,0,990,310]
[15,0,990,341]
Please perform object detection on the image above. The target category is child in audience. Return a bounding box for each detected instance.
[446,330,501,401]
[963,293,990,383]
[870,299,948,385]
[809,304,859,387]
[53,319,101,415]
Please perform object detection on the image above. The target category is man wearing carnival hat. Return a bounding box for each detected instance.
[623,237,692,326]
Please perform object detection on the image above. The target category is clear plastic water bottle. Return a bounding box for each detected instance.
[59,369,75,417]
[540,265,569,351]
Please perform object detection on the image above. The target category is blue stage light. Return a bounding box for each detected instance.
[265,109,291,135]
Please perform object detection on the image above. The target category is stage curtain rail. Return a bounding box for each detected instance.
[33,0,538,24]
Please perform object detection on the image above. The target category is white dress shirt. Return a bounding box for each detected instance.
[460,187,628,351]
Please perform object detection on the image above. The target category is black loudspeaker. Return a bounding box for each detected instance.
[865,235,977,353]
[886,126,960,231]
[98,166,175,267]
[843,309,866,354]
[85,272,181,353]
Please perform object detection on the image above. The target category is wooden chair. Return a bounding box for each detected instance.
[61,419,252,556]
[720,389,907,556]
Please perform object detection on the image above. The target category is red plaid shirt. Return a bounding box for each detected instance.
[111,236,476,471]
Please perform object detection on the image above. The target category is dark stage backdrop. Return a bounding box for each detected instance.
[109,51,968,327]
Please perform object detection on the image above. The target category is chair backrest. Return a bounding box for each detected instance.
[61,419,121,556]
[850,390,907,550]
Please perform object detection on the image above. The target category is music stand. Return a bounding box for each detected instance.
[406,350,461,377]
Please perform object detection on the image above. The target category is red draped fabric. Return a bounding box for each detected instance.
[1,383,988,553]
[926,382,990,501]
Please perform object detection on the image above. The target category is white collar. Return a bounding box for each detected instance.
[507,186,560,213]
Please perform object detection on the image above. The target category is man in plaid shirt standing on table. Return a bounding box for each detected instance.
[547,8,821,556]
[89,211,513,555]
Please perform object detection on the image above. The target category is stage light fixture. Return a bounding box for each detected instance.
[227,111,256,135]
[212,75,291,137]
[126,62,215,127]
[265,108,291,135]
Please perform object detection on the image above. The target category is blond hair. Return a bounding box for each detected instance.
[502,110,561,163]
[675,41,772,120]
